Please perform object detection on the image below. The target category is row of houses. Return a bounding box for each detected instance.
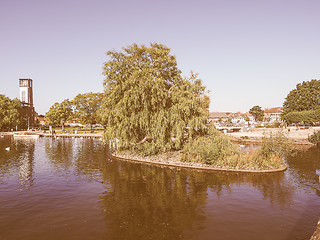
[37,107,283,127]
[209,107,283,124]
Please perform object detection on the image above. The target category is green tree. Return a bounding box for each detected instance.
[73,92,103,128]
[99,43,209,155]
[282,109,320,124]
[308,130,320,146]
[45,99,73,130]
[249,105,264,122]
[283,79,320,114]
[0,95,22,131]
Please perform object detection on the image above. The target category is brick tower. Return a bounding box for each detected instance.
[19,79,35,129]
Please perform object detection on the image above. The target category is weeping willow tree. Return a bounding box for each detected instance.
[99,43,209,155]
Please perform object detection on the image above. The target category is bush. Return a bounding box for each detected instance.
[182,126,238,165]
[259,131,294,160]
[308,130,320,146]
[282,109,320,124]
[182,128,291,170]
[240,136,249,139]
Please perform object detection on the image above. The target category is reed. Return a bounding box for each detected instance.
[182,129,292,170]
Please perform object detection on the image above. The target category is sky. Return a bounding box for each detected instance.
[1,0,320,115]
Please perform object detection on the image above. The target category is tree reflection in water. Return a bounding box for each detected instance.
[1,138,319,239]
[44,138,74,171]
[0,136,35,189]
[286,146,320,190]
[42,138,307,239]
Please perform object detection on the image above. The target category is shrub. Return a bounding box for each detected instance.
[240,136,249,139]
[308,130,320,146]
[182,128,291,170]
[282,109,320,124]
[182,126,238,165]
[259,131,294,159]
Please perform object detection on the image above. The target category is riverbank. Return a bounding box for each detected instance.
[228,127,318,147]
[310,219,320,240]
[112,150,287,173]
[0,131,103,139]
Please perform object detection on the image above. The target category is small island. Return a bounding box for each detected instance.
[98,43,295,173]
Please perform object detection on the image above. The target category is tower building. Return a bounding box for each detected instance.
[19,79,35,128]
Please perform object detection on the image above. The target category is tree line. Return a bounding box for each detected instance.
[0,95,24,131]
[45,92,103,130]
[2,42,319,147]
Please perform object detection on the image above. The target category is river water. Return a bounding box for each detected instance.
[0,136,319,240]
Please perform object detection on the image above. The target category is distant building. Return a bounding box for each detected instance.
[66,118,83,127]
[264,107,283,122]
[230,112,254,124]
[36,115,46,126]
[19,79,35,128]
[209,112,232,123]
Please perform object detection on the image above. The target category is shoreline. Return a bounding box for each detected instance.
[310,219,320,240]
[0,131,103,139]
[112,151,287,173]
[0,130,313,173]
[228,128,316,150]
[1,128,316,146]
[228,127,316,145]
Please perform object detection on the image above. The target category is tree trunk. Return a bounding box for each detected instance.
[136,136,151,145]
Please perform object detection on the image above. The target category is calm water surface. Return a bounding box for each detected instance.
[0,136,319,240]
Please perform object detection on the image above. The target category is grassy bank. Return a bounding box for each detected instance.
[181,127,293,171]
[47,127,104,134]
[112,127,293,172]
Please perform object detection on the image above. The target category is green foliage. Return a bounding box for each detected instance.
[249,105,264,121]
[283,79,320,114]
[0,95,22,130]
[99,43,209,155]
[45,99,73,129]
[282,109,320,124]
[73,92,103,127]
[259,131,294,159]
[308,130,320,145]
[182,128,290,170]
[240,136,249,139]
[182,126,238,165]
[256,122,282,128]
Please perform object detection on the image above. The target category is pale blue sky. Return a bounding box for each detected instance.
[1,0,319,114]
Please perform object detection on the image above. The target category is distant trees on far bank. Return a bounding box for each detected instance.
[73,92,103,128]
[282,79,320,125]
[249,106,264,122]
[45,92,103,129]
[0,95,23,131]
[45,99,73,130]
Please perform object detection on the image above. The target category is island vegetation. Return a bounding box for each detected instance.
[97,43,293,171]
[98,43,209,155]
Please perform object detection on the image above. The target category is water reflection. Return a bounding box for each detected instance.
[287,146,320,190]
[0,136,35,190]
[0,137,319,239]
[42,139,298,238]
[44,138,74,170]
[98,161,208,239]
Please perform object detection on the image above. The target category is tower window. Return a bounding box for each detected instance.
[21,90,26,102]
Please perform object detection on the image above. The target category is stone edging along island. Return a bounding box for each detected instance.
[111,153,287,173]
